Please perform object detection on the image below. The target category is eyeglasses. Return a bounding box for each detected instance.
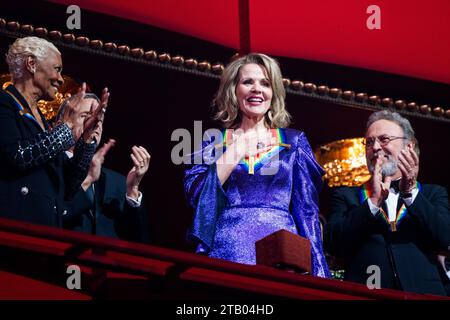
[363,135,407,148]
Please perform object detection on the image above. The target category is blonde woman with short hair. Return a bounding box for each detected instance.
[184,53,330,278]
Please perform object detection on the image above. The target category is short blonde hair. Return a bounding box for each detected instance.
[213,53,291,128]
[5,36,61,81]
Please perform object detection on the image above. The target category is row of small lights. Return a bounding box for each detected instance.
[1,18,449,120]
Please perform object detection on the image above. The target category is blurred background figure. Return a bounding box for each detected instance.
[58,94,151,243]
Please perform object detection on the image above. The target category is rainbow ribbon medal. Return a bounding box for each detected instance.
[223,128,289,175]
[359,182,421,232]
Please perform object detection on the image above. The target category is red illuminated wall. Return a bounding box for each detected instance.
[50,0,450,84]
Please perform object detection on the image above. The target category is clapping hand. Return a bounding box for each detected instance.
[81,138,115,191]
[126,146,151,200]
[398,145,419,194]
[82,87,109,144]
[369,154,391,207]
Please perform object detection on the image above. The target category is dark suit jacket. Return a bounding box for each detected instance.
[325,184,450,295]
[62,168,149,243]
[0,85,93,227]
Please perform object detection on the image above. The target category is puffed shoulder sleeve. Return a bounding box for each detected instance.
[183,130,227,253]
[291,132,330,278]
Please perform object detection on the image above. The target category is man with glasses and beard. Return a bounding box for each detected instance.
[326,110,450,295]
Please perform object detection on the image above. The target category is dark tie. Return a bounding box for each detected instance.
[86,185,96,219]
[390,179,408,210]
[390,179,400,193]
[385,179,404,211]
[86,185,95,206]
[86,184,97,234]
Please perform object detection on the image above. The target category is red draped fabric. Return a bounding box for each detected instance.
[49,0,450,83]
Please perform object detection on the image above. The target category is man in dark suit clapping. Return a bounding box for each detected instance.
[326,110,450,295]
[58,94,150,243]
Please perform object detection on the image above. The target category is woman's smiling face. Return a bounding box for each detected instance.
[235,63,273,120]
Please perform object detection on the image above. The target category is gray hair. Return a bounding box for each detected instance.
[56,93,100,122]
[5,36,61,81]
[366,110,420,156]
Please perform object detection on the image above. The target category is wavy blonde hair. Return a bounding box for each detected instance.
[213,53,291,128]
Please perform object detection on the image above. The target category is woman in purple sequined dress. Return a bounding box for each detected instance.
[184,53,330,277]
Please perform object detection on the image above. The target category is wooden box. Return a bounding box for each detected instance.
[255,229,311,273]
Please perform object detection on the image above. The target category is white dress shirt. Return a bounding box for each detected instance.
[367,181,419,220]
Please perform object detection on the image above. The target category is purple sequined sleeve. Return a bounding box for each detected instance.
[184,135,226,208]
[183,134,227,251]
[184,143,210,209]
[291,133,331,278]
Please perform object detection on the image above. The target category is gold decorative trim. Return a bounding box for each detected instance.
[1,17,448,123]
